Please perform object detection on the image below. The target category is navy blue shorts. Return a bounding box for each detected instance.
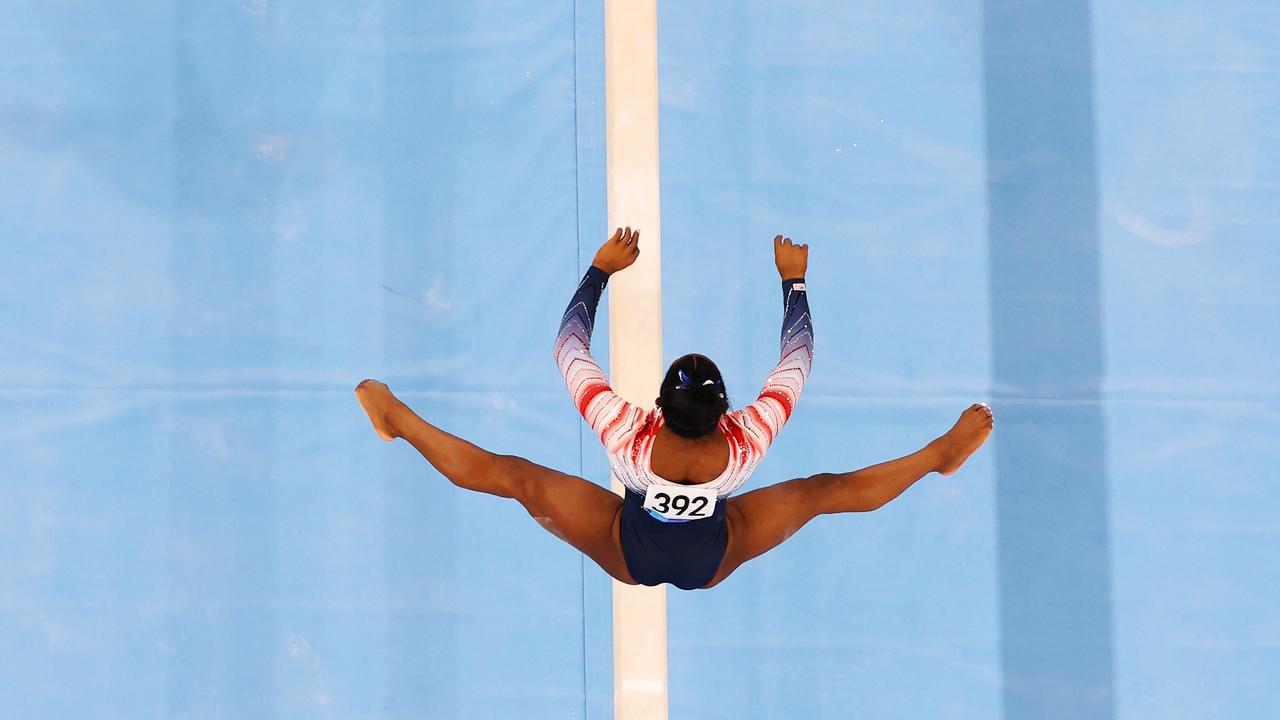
[619,489,729,590]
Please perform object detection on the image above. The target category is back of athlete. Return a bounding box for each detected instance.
[649,427,731,486]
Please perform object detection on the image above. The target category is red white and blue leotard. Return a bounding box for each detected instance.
[554,266,814,500]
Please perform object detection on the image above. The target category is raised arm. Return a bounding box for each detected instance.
[732,236,814,451]
[553,228,645,452]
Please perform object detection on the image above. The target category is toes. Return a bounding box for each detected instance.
[963,403,995,429]
[969,402,995,426]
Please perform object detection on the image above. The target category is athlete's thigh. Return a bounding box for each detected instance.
[711,473,835,585]
[498,455,635,584]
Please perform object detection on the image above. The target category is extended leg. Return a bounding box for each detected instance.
[706,404,994,587]
[355,380,636,583]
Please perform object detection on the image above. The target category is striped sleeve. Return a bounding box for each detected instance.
[732,277,814,451]
[553,266,645,452]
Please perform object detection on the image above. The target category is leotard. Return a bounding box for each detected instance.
[554,265,813,588]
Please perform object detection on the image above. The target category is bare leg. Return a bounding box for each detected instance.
[355,380,636,583]
[706,403,994,587]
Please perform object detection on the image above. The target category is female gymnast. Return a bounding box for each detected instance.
[355,228,993,590]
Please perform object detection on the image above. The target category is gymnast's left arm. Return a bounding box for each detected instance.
[552,227,643,450]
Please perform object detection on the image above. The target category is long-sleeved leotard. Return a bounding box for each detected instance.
[553,265,813,499]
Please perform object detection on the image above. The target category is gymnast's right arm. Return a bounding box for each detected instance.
[552,228,644,451]
[734,236,814,449]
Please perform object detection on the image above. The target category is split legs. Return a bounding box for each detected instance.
[355,380,637,584]
[706,403,994,588]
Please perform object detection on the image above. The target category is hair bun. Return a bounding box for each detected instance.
[660,354,730,439]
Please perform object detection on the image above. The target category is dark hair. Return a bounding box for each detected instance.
[658,353,730,439]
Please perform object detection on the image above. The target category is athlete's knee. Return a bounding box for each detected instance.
[495,454,564,509]
[800,472,848,515]
[812,470,886,512]
[444,452,524,499]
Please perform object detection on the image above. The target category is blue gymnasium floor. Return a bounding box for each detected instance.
[2,1,1278,718]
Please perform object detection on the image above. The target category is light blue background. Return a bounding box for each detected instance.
[2,1,1277,718]
[2,2,608,718]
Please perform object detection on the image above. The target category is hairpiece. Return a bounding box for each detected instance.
[675,368,724,394]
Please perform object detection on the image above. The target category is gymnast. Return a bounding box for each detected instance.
[355,228,993,590]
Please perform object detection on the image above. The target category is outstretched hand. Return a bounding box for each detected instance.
[774,235,808,280]
[592,227,641,274]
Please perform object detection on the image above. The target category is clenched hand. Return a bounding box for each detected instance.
[592,227,641,274]
[774,235,808,280]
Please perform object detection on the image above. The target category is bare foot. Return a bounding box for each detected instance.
[355,379,403,441]
[934,403,995,476]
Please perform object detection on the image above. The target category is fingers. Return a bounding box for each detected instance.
[768,234,808,253]
[605,228,641,271]
[773,234,808,249]
[612,227,640,245]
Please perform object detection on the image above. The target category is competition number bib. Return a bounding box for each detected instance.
[642,483,718,521]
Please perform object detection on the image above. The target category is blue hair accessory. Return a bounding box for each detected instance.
[676,369,724,395]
